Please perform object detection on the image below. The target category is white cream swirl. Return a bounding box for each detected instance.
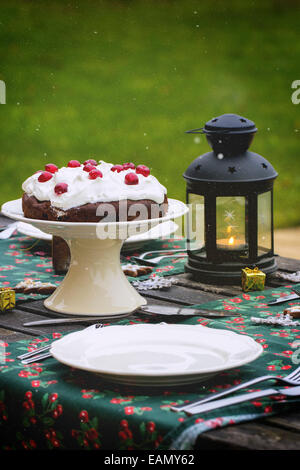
[22,161,167,211]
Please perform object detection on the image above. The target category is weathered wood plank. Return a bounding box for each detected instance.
[15,299,69,318]
[0,308,82,337]
[195,420,300,450]
[174,273,242,296]
[17,288,222,313]
[138,285,223,305]
[18,295,187,313]
[0,327,35,342]
[265,410,300,433]
[277,257,300,273]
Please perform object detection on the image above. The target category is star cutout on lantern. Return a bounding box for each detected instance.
[228,166,237,174]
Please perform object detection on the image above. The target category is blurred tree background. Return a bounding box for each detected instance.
[0,0,299,227]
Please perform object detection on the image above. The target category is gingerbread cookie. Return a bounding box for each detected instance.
[283,306,300,319]
[14,278,57,295]
[122,264,153,277]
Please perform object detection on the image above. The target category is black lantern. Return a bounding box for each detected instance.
[183,113,278,284]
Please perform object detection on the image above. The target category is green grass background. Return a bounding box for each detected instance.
[0,0,299,227]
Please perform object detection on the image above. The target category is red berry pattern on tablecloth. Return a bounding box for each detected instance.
[70,410,102,449]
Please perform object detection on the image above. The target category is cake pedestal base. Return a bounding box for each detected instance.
[44,238,146,316]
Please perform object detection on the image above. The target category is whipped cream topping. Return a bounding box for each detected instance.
[22,161,167,211]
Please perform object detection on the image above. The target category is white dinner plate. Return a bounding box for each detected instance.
[50,324,263,387]
[123,220,179,252]
[17,222,52,241]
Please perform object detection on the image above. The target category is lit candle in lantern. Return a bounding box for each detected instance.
[228,236,235,246]
[217,236,246,250]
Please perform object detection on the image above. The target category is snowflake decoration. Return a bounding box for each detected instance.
[224,210,235,221]
[251,313,300,327]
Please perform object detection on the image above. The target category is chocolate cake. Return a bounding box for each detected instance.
[22,160,168,222]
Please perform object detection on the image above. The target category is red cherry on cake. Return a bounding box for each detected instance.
[136,165,150,177]
[122,162,135,170]
[38,171,53,183]
[67,160,81,168]
[88,169,103,180]
[54,183,68,195]
[83,163,96,172]
[45,163,58,174]
[111,164,123,173]
[125,172,139,185]
[83,159,97,166]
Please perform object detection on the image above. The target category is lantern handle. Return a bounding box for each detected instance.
[185,127,234,135]
[185,128,205,134]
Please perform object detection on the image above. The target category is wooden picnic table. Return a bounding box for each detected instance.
[0,214,300,450]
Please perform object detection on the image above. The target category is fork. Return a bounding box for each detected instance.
[18,345,53,365]
[292,287,300,297]
[184,384,300,416]
[131,253,187,266]
[0,222,18,239]
[21,351,52,364]
[17,323,104,364]
[171,365,300,413]
[137,248,187,260]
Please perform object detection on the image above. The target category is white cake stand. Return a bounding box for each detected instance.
[1,199,188,316]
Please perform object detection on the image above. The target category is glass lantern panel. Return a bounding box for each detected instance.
[216,196,247,252]
[257,191,272,255]
[187,193,205,253]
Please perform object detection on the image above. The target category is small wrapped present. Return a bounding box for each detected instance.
[0,288,16,312]
[241,267,266,292]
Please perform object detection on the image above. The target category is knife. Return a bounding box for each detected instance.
[23,304,239,326]
[23,313,132,326]
[267,293,300,305]
[140,305,240,317]
[184,385,300,415]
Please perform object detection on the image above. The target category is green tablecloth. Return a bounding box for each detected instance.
[0,234,186,301]
[0,235,300,450]
[1,284,300,450]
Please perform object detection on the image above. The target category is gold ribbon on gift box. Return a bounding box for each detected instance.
[241,267,266,292]
[0,288,16,312]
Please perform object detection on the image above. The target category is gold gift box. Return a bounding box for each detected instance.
[0,288,16,312]
[242,267,266,292]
